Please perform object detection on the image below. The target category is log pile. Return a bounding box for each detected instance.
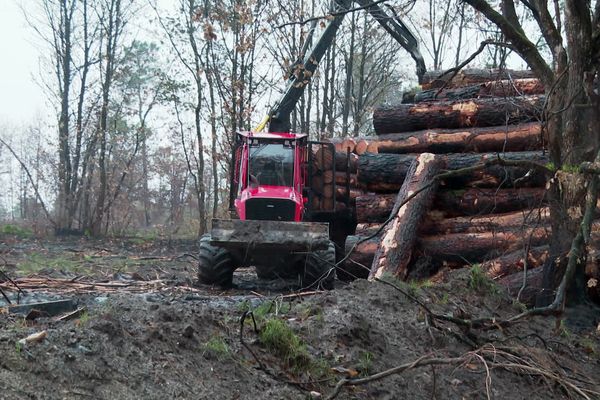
[331,69,564,294]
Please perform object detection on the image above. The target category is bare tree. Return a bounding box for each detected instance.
[461,0,600,306]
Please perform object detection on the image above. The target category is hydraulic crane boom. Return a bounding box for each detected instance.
[265,0,426,133]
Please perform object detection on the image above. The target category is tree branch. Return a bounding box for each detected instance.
[463,0,554,87]
[432,39,515,97]
[0,138,55,227]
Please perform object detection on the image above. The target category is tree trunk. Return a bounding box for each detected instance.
[357,189,546,223]
[334,172,357,187]
[369,153,443,280]
[355,193,396,223]
[337,152,359,173]
[482,245,549,279]
[357,151,548,192]
[365,123,542,154]
[342,234,379,280]
[413,78,544,102]
[373,96,543,134]
[433,188,546,217]
[416,227,550,265]
[335,187,363,202]
[356,153,414,192]
[420,68,536,89]
[421,208,550,234]
[498,267,545,306]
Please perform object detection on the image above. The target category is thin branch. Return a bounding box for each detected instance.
[0,138,55,226]
[431,39,516,98]
[463,0,554,87]
[326,354,467,399]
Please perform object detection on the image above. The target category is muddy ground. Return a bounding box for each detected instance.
[0,235,599,399]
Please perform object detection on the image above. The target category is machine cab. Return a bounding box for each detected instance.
[230,131,308,222]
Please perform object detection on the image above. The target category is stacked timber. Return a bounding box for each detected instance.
[336,69,561,294]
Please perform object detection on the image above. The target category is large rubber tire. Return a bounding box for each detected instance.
[197,234,236,288]
[299,241,336,290]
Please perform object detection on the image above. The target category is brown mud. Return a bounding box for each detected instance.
[0,236,599,399]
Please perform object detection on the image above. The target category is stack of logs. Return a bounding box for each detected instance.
[328,68,570,304]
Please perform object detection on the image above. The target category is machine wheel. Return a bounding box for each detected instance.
[198,234,236,288]
[299,241,335,290]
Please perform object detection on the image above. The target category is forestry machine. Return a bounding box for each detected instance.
[197,0,425,289]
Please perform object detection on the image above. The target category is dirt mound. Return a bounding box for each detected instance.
[0,266,598,399]
[0,238,598,398]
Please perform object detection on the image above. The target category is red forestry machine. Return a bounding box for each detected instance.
[198,0,426,289]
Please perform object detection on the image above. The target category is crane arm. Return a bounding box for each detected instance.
[265,0,425,133]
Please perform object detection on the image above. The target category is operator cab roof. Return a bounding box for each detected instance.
[237,131,307,140]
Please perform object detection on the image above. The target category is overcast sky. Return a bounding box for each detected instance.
[0,1,49,125]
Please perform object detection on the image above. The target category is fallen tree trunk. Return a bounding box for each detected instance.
[354,139,370,155]
[311,196,346,212]
[341,234,379,280]
[355,223,382,234]
[413,78,544,102]
[416,227,550,264]
[482,245,549,279]
[421,208,551,234]
[355,194,396,223]
[498,267,545,306]
[373,96,544,134]
[335,186,363,202]
[433,188,546,217]
[335,152,359,173]
[357,151,548,192]
[369,153,443,280]
[442,151,548,188]
[330,137,356,153]
[365,123,542,154]
[356,153,415,192]
[421,68,536,90]
[313,146,334,172]
[357,189,546,223]
[310,176,334,198]
[334,172,358,187]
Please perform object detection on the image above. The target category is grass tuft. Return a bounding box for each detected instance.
[202,336,230,360]
[260,318,310,369]
[468,264,498,294]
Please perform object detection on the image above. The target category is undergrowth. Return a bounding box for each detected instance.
[468,264,498,294]
[202,336,231,360]
[249,299,332,379]
[260,318,311,370]
[1,224,32,238]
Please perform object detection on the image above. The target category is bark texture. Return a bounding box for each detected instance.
[421,68,536,89]
[413,78,544,102]
[369,153,443,280]
[373,96,543,134]
[366,123,542,154]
